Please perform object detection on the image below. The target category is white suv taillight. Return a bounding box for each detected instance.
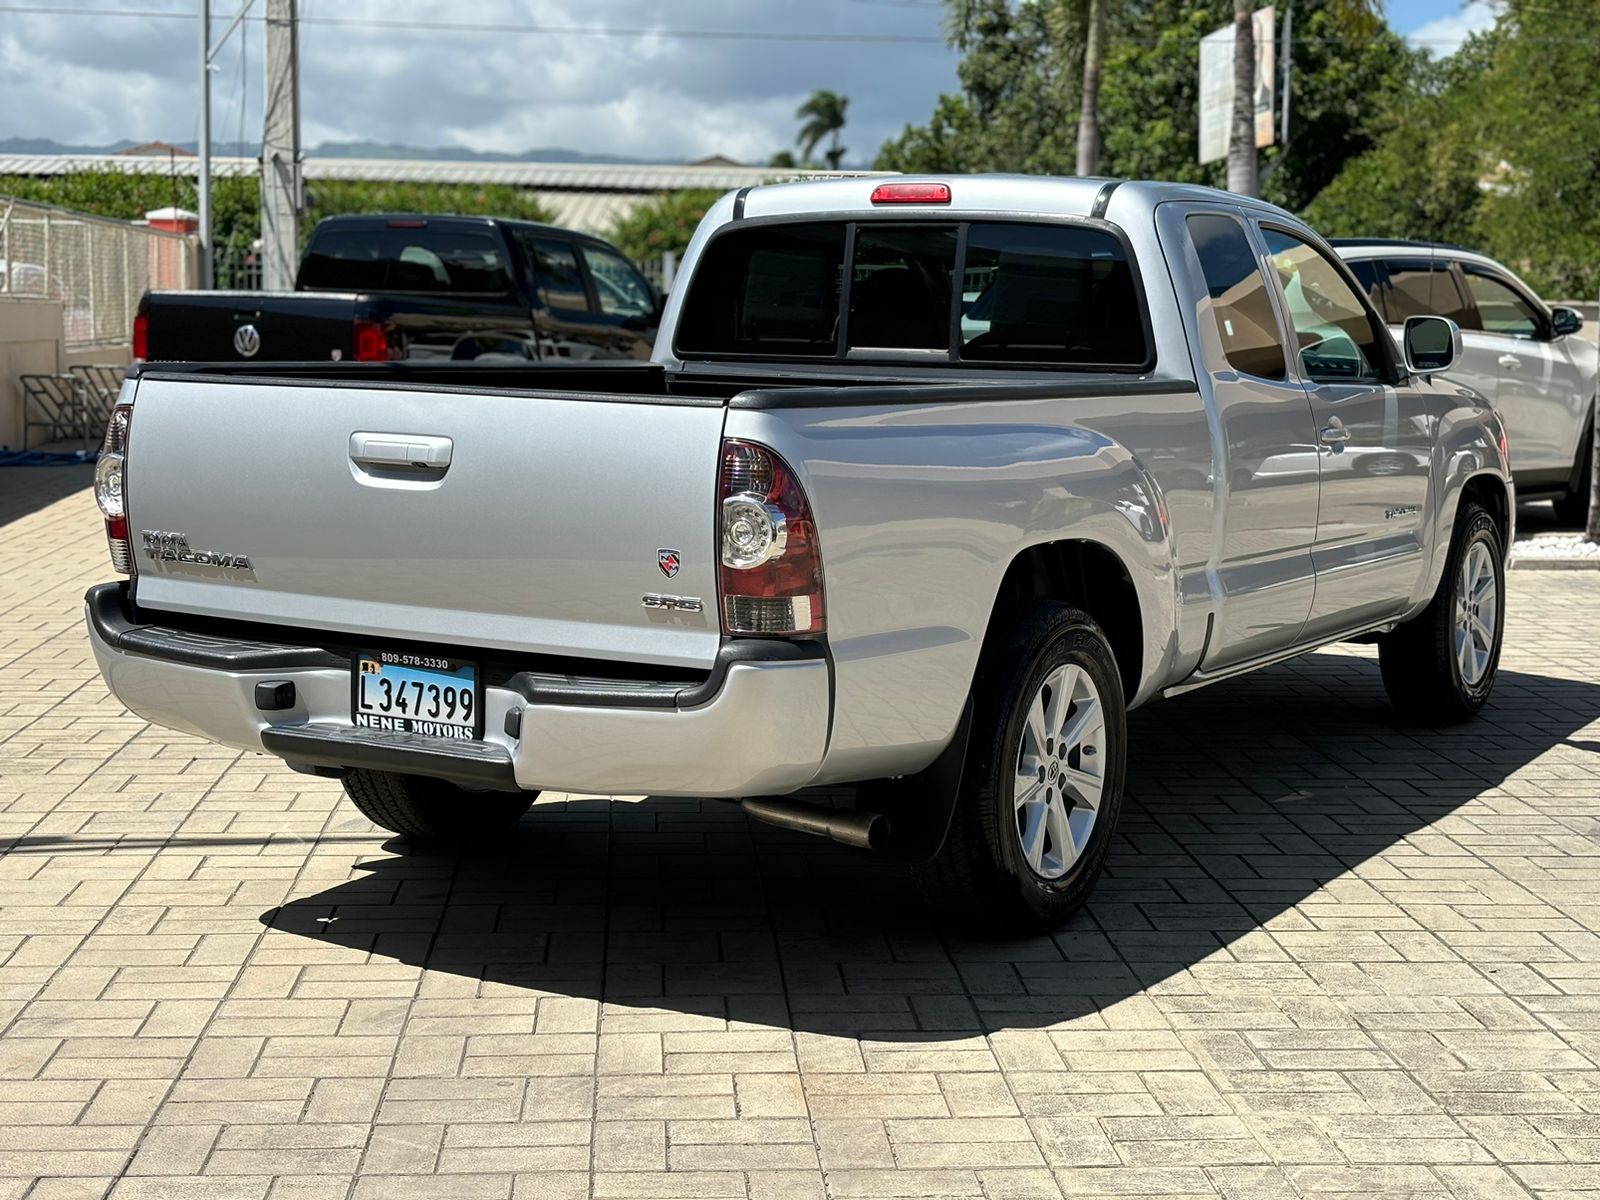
[718,439,824,636]
[94,405,134,574]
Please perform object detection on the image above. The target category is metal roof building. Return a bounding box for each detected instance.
[0,154,878,235]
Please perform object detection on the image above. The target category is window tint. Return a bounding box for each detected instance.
[1186,214,1285,380]
[1344,259,1387,318]
[675,219,1149,367]
[298,227,511,293]
[517,235,588,311]
[1463,269,1542,338]
[675,223,846,356]
[961,224,1147,365]
[1262,228,1385,384]
[847,225,957,351]
[583,244,655,319]
[1384,260,1471,327]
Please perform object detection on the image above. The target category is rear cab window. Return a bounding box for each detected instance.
[674,218,1150,369]
[299,225,513,294]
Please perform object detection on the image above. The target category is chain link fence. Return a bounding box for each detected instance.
[0,196,196,348]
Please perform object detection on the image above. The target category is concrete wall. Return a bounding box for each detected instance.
[0,298,130,450]
[0,297,64,451]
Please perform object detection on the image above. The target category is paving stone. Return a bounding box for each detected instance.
[3,475,1599,1197]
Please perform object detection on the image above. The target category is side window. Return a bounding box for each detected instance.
[582,245,655,319]
[1384,260,1473,328]
[1186,214,1286,380]
[518,235,590,312]
[1262,228,1386,384]
[1463,269,1542,339]
[1343,259,1387,320]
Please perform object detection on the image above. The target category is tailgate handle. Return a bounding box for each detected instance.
[349,432,453,471]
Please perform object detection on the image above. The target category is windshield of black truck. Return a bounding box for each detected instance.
[298,228,512,294]
[674,219,1149,369]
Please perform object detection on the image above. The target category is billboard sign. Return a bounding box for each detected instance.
[1199,6,1275,165]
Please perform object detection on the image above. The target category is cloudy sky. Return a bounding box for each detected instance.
[0,0,1498,165]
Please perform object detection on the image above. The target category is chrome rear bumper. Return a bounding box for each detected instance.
[86,584,830,798]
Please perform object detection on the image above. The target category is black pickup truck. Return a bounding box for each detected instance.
[136,214,663,364]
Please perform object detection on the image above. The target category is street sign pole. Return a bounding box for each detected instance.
[198,0,212,289]
[261,0,302,292]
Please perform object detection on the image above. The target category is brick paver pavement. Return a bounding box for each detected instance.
[2,468,1599,1200]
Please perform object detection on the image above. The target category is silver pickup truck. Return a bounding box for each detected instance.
[85,177,1512,931]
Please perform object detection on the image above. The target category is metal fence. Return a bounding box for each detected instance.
[0,196,196,348]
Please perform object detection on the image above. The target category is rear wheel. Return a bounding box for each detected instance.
[342,769,534,842]
[915,601,1126,933]
[1378,501,1504,723]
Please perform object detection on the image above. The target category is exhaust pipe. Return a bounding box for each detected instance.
[740,794,890,851]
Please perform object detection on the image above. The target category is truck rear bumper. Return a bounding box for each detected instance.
[86,584,830,798]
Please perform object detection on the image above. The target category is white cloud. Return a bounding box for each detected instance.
[1405,1,1499,57]
[0,0,960,164]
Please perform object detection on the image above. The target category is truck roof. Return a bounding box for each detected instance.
[731,175,1303,225]
[309,211,611,244]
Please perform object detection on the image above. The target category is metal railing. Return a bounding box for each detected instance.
[0,196,196,348]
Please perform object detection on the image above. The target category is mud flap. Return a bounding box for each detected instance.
[867,697,974,865]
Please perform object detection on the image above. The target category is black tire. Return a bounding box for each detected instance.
[1551,415,1593,528]
[342,769,534,842]
[1378,501,1505,724]
[915,601,1127,933]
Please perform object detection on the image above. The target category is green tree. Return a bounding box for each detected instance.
[604,189,722,266]
[768,150,798,169]
[796,89,851,170]
[879,0,1410,208]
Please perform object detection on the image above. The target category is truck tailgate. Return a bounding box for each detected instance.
[126,376,725,668]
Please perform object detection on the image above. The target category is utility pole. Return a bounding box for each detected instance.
[261,0,302,291]
[197,0,256,289]
[198,0,212,288]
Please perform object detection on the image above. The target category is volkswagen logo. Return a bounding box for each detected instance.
[233,323,261,358]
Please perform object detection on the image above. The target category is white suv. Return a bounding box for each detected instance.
[1334,239,1595,524]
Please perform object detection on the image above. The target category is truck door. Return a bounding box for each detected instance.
[1258,225,1434,636]
[1160,204,1320,669]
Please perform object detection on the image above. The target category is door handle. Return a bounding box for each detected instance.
[1498,354,1521,369]
[349,432,453,470]
[1319,420,1350,444]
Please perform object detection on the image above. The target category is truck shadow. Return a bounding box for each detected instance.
[260,653,1600,1040]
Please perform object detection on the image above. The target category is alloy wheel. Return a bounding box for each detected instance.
[1454,539,1499,687]
[1013,662,1106,880]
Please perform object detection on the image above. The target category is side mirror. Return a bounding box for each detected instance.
[1552,305,1584,337]
[1404,315,1461,375]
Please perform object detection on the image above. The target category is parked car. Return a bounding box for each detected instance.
[1334,239,1594,524]
[87,178,1512,932]
[135,214,661,365]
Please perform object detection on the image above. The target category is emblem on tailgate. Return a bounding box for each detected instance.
[657,548,681,578]
[141,530,253,571]
[233,324,261,357]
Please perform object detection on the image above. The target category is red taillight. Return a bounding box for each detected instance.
[353,319,395,362]
[95,405,134,574]
[132,311,148,362]
[870,181,951,205]
[718,440,824,636]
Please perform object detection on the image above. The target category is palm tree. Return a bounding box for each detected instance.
[1076,0,1107,176]
[797,90,850,170]
[1226,0,1260,195]
[1228,1,1382,196]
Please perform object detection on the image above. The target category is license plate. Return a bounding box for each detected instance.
[352,650,480,740]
